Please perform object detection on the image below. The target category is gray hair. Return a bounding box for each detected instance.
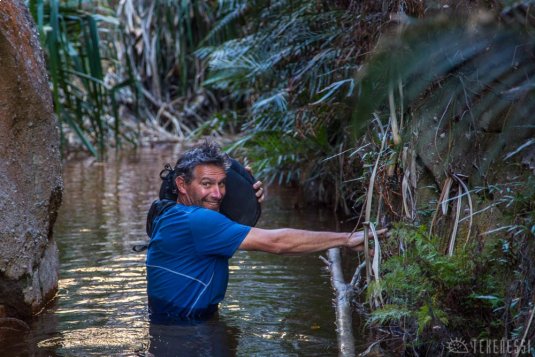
[173,141,231,184]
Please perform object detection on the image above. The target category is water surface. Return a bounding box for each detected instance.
[2,145,354,356]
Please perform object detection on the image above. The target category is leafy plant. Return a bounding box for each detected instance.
[29,0,135,158]
[117,0,233,138]
[349,7,535,350]
[351,7,535,177]
[368,304,411,326]
[199,0,411,212]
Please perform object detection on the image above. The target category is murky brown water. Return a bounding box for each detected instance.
[1,145,360,356]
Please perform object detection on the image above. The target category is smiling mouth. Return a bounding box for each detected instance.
[204,201,221,210]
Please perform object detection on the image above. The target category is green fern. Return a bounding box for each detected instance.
[368,304,412,326]
[416,303,448,334]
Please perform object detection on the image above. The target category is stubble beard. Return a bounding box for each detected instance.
[182,191,222,211]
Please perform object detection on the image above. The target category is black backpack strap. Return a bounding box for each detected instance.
[132,244,149,252]
[158,164,178,201]
[134,199,178,253]
[146,199,178,238]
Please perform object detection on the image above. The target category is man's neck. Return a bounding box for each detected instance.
[176,195,189,206]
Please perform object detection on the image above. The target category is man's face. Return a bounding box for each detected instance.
[176,164,227,211]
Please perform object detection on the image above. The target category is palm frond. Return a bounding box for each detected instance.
[353,14,535,176]
[252,91,288,114]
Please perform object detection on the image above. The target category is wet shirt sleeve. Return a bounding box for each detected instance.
[188,208,251,258]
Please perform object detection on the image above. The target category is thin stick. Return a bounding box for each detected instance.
[454,174,473,249]
[433,95,453,163]
[364,120,388,282]
[359,338,385,356]
[398,78,404,130]
[350,261,366,287]
[514,305,535,357]
[388,85,401,145]
[369,222,384,306]
[447,185,462,256]
[430,177,453,237]
[441,178,453,215]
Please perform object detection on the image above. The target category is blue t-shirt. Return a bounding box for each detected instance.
[146,204,250,322]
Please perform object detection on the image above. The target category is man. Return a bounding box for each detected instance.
[146,141,381,323]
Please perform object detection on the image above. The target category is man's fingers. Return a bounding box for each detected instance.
[350,228,388,246]
[245,165,252,174]
[253,180,265,203]
[349,244,374,258]
[351,244,364,252]
[256,189,265,202]
[375,228,388,235]
[366,227,388,237]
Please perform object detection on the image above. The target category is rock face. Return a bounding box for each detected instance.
[0,1,63,319]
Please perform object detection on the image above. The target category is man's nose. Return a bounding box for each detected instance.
[211,186,223,199]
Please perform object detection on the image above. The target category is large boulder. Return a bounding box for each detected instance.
[0,0,63,320]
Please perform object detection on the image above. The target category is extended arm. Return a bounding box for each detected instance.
[239,227,373,255]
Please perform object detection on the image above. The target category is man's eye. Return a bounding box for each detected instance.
[202,182,210,187]
[219,182,225,188]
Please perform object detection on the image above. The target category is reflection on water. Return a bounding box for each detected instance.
[1,145,350,356]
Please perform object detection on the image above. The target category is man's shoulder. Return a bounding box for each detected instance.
[186,205,228,220]
[166,204,227,221]
[155,203,193,224]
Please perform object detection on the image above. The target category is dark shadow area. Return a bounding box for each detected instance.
[148,318,240,357]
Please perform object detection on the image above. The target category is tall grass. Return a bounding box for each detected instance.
[29,0,135,159]
[117,0,232,138]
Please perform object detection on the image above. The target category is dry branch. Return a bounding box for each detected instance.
[325,248,356,357]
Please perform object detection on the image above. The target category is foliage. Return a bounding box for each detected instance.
[29,0,136,158]
[199,0,421,212]
[371,225,472,333]
[352,8,535,176]
[368,304,411,326]
[197,4,535,350]
[28,0,535,351]
[368,175,535,349]
[346,5,535,350]
[117,0,235,139]
[30,0,245,157]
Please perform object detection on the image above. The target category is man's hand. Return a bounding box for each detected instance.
[245,165,265,203]
[346,228,388,251]
[252,181,265,203]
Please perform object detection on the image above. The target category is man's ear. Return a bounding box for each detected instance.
[175,176,187,194]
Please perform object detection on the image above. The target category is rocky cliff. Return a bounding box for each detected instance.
[0,0,63,320]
